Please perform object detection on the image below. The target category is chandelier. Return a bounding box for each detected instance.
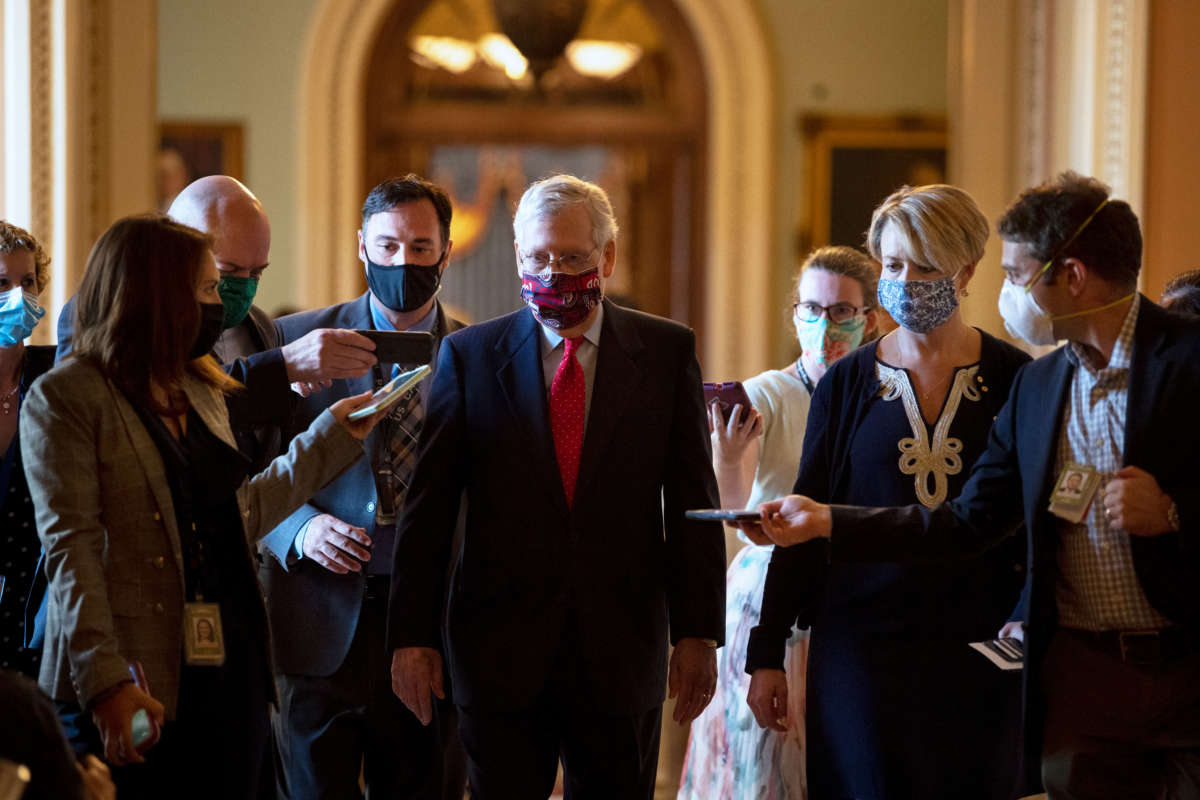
[408,0,649,84]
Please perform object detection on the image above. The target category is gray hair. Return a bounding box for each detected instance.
[866,183,989,277]
[513,174,619,249]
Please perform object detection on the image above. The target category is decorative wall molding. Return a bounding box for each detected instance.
[1016,0,1051,188]
[1095,0,1147,216]
[298,0,776,378]
[29,0,51,243]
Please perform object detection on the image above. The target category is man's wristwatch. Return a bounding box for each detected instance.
[1166,500,1181,532]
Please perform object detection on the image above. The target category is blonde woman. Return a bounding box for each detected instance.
[680,246,879,800]
[747,186,1030,799]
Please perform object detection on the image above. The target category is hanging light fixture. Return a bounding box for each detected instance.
[492,0,587,81]
[565,39,642,79]
[477,32,529,81]
[410,35,479,74]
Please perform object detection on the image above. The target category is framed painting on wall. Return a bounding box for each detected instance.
[796,114,947,258]
[157,121,245,210]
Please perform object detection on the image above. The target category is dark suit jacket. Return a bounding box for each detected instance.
[828,296,1200,758]
[213,304,284,475]
[259,294,463,677]
[386,300,726,715]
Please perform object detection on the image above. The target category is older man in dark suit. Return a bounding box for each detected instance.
[258,175,467,800]
[388,174,726,799]
[754,172,1200,799]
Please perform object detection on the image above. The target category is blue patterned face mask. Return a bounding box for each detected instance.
[877,276,958,334]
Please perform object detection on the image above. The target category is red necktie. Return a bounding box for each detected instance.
[550,336,586,506]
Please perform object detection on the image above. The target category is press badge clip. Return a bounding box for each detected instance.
[183,602,226,666]
[1047,462,1100,524]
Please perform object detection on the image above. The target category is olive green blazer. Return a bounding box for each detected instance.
[20,357,363,717]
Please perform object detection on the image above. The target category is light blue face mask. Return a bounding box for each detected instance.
[877,276,959,334]
[0,285,45,347]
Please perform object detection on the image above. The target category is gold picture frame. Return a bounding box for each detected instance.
[796,114,947,258]
[157,121,245,210]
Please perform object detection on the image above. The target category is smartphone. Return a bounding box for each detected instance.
[128,662,161,754]
[355,330,435,366]
[702,381,754,426]
[685,509,762,522]
[346,364,432,421]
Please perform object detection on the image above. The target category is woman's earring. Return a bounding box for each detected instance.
[959,287,969,298]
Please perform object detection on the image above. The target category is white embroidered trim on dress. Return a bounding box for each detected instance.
[876,363,982,508]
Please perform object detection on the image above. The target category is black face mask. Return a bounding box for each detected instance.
[365,252,444,313]
[190,302,227,359]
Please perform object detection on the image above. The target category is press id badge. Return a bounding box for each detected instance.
[1048,462,1100,524]
[183,602,226,666]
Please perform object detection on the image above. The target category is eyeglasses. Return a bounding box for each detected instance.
[518,246,600,273]
[793,301,868,324]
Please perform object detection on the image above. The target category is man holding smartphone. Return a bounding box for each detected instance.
[258,175,466,800]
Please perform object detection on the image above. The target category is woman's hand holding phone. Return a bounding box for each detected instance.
[707,401,763,464]
[329,390,389,440]
[91,681,165,765]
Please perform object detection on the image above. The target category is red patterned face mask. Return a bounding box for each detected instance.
[519,268,602,330]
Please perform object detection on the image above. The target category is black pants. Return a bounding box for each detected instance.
[1041,628,1200,800]
[458,701,661,800]
[273,587,446,800]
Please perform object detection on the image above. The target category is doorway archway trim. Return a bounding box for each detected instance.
[298,0,775,377]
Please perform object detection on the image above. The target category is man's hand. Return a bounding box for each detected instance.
[747,668,789,732]
[281,328,377,385]
[391,647,445,726]
[997,621,1025,642]
[1103,466,1175,537]
[668,638,718,725]
[90,682,165,766]
[754,495,832,547]
[303,514,372,574]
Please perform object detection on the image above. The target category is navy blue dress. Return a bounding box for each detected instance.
[747,331,1030,800]
[0,345,57,678]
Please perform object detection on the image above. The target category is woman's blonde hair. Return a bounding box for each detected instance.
[866,184,989,277]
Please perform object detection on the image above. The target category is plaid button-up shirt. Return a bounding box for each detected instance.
[1054,298,1169,631]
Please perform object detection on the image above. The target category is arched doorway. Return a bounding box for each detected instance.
[297,0,774,378]
[360,0,707,329]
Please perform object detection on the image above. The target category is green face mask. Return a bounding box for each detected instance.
[217,275,258,329]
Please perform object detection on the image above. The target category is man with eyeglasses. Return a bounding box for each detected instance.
[748,171,1200,798]
[257,175,467,800]
[387,174,726,799]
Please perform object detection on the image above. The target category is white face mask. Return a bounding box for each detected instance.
[997,279,1057,346]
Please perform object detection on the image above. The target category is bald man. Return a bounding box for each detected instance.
[56,176,378,471]
[168,175,278,366]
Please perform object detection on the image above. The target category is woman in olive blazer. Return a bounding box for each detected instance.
[20,215,380,798]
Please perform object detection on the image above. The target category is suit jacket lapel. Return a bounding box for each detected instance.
[495,309,567,516]
[1026,352,1075,521]
[1124,296,1170,467]
[338,293,384,457]
[574,302,644,504]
